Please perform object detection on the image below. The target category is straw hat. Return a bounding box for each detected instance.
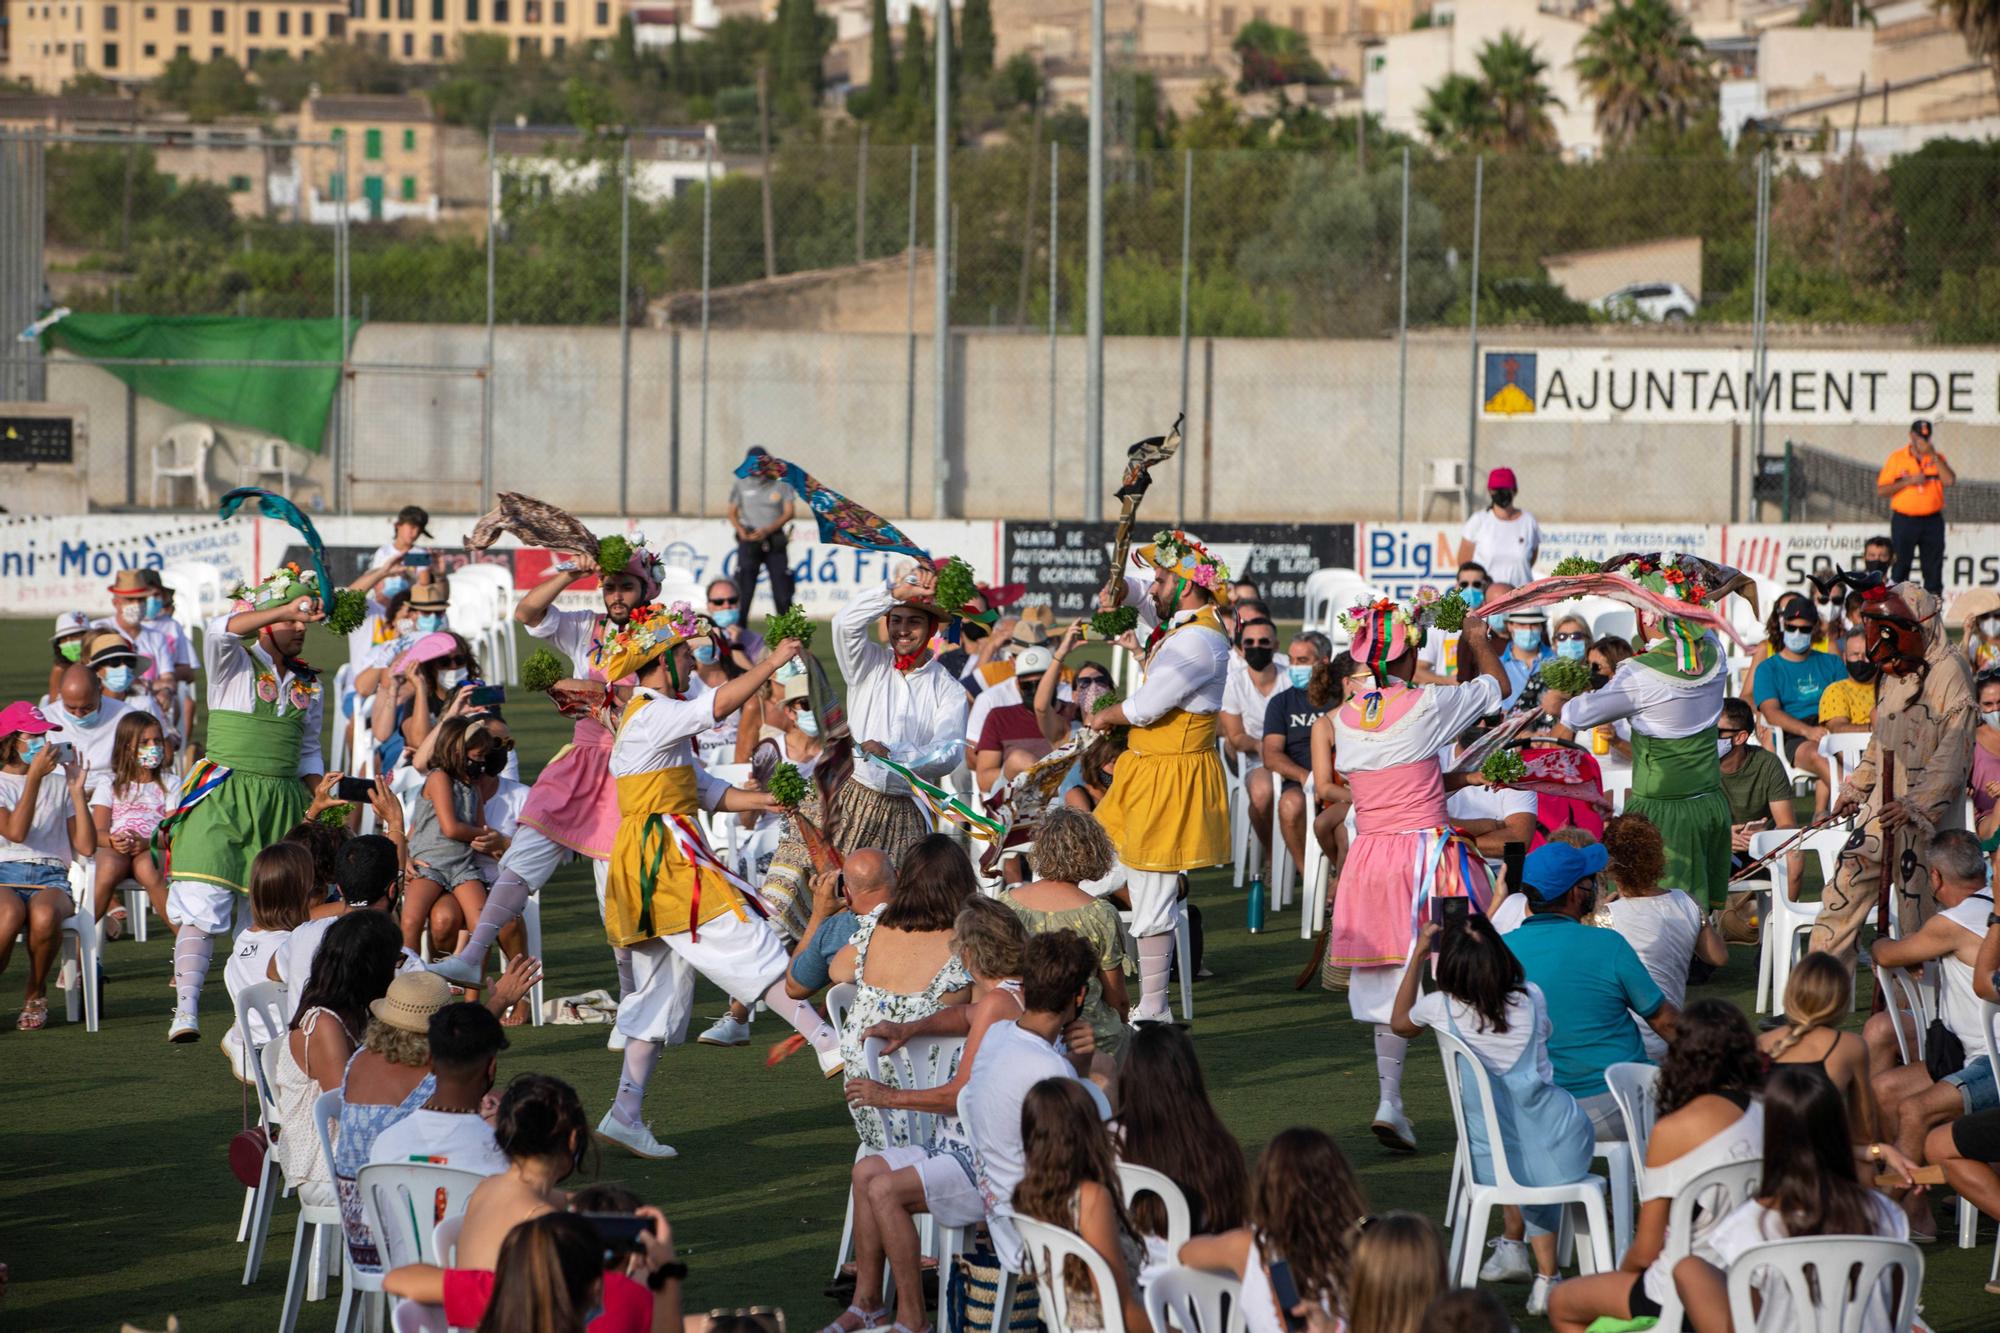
[368,971,452,1034]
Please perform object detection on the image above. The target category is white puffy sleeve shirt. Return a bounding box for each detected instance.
[834,583,972,796]
[202,613,325,777]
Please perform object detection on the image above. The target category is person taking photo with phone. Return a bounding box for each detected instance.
[0,702,94,1031]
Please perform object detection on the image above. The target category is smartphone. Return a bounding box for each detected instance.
[1502,840,1527,894]
[1744,818,1770,831]
[579,1211,650,1255]
[402,550,433,568]
[335,776,378,802]
[51,741,76,764]
[466,684,506,708]
[1267,1258,1307,1333]
[1432,895,1470,931]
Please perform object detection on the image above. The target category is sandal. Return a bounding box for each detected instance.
[106,905,127,941]
[501,998,530,1028]
[817,1305,888,1333]
[17,998,48,1031]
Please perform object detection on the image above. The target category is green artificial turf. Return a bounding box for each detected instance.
[0,623,1994,1331]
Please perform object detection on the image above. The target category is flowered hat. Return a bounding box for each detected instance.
[1602,552,1749,673]
[1340,587,1448,682]
[1132,530,1232,607]
[594,601,714,684]
[230,563,320,614]
[598,531,666,602]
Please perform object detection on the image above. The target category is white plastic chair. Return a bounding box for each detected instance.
[160,559,227,624]
[239,437,293,495]
[1418,458,1469,519]
[330,662,355,772]
[1115,1161,1192,1257]
[236,980,292,1282]
[271,1053,344,1333]
[152,421,216,508]
[356,1161,485,1274]
[1817,731,1873,790]
[1013,1213,1132,1333]
[1751,825,1849,1015]
[432,1212,462,1266]
[1434,1026,1614,1289]
[1144,1265,1245,1333]
[1603,1061,1660,1205]
[1722,1235,1922,1333]
[1297,775,1335,940]
[1301,569,1378,645]
[1645,1158,1762,1332]
[863,1033,966,1150]
[307,1087,374,1333]
[1962,999,2000,1252]
[1873,962,1933,1068]
[42,859,103,1033]
[825,981,857,1038]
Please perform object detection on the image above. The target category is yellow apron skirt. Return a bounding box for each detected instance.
[1093,707,1230,873]
[603,764,749,947]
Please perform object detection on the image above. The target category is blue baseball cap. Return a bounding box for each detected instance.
[1520,841,1609,906]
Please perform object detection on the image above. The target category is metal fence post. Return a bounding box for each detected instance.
[481,130,497,511]
[933,8,951,522]
[1083,0,1105,522]
[1462,154,1483,514]
[1395,146,1410,521]
[700,135,713,518]
[618,136,633,516]
[856,124,869,267]
[1751,148,1772,469]
[1048,140,1059,523]
[1176,148,1193,528]
[904,144,919,517]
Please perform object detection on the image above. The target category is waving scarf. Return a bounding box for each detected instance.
[461,491,601,559]
[735,452,928,562]
[217,487,337,607]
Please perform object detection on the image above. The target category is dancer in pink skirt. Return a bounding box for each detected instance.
[1332,594,1510,1151]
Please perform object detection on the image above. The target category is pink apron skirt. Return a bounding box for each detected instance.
[518,716,620,861]
[1328,759,1492,969]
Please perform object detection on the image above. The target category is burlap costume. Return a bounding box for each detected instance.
[1809,584,1977,960]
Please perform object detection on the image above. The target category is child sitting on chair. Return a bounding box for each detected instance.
[402,716,505,984]
[90,712,172,942]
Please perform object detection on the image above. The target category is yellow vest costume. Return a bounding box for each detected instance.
[1093,604,1231,873]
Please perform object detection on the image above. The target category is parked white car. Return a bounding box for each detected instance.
[1590,281,1699,322]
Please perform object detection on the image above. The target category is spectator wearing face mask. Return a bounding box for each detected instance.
[1258,632,1334,870]
[1970,671,2000,846]
[1715,697,1798,871]
[1457,468,1540,587]
[43,663,132,804]
[82,632,166,733]
[1416,564,1489,686]
[1500,610,1555,709]
[1959,590,2000,675]
[1751,594,1844,808]
[1815,630,1878,735]
[707,578,768,666]
[1222,616,1283,769]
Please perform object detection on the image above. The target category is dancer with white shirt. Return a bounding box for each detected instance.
[1086,530,1234,1023]
[1331,593,1510,1150]
[157,566,327,1044]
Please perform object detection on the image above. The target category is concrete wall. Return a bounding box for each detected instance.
[40,322,2000,525]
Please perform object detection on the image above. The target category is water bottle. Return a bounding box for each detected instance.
[1247,876,1266,934]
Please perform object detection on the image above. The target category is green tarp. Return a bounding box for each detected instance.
[38,313,359,454]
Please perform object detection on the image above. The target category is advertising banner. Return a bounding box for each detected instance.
[1004,523,1356,621]
[0,514,262,616]
[1355,522,1715,602]
[1480,348,2000,425]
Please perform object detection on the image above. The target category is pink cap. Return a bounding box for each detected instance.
[1349,607,1410,677]
[391,631,462,674]
[0,702,62,739]
[1487,467,1518,490]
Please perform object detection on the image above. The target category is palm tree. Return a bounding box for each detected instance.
[1478,31,1564,151]
[1940,0,2000,88]
[1574,0,1718,151]
[1419,73,1500,151]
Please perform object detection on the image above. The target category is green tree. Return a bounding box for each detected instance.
[1798,0,1873,24]
[776,0,824,94]
[1232,20,1328,91]
[868,0,896,100]
[1940,0,2000,84]
[1177,79,1248,149]
[429,33,513,126]
[1419,73,1497,150]
[898,8,930,118]
[1885,136,2000,293]
[961,0,995,77]
[1478,31,1562,151]
[1574,0,1716,152]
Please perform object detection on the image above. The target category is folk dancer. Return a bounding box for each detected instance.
[1540,555,1733,912]
[1331,595,1509,1150]
[1812,583,1976,960]
[159,566,326,1043]
[1086,531,1233,1023]
[589,604,809,1159]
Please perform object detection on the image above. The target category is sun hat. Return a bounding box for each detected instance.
[595,602,714,684]
[50,611,93,643]
[368,971,453,1034]
[83,630,153,676]
[108,569,164,598]
[409,582,451,611]
[1013,645,1055,678]
[1132,529,1233,607]
[0,702,63,739]
[391,631,464,674]
[1520,841,1609,907]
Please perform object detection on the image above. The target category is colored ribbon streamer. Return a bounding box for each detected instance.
[861,752,1007,843]
[735,453,930,561]
[217,486,337,607]
[153,757,232,854]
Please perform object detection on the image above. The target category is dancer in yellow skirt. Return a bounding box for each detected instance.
[589,602,823,1160]
[1086,530,1232,1021]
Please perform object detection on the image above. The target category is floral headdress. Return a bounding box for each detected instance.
[1133,529,1232,606]
[596,531,667,603]
[230,563,320,613]
[594,600,715,685]
[1339,587,1449,682]
[1612,552,1720,674]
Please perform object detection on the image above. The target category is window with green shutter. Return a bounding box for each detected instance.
[401,176,416,200]
[365,128,382,159]
[402,128,415,151]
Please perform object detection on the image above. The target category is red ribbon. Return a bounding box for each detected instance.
[893,650,925,671]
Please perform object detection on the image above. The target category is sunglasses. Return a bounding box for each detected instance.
[1240,637,1275,649]
[1457,579,1487,591]
[436,655,470,668]
[1717,727,1748,738]
[1781,623,1816,634]
[1554,631,1590,643]
[1813,594,1841,605]
[710,596,740,607]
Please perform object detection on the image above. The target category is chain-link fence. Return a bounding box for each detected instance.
[6,127,1998,524]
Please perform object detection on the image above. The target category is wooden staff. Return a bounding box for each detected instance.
[1875,750,1897,940]
[1098,415,1185,617]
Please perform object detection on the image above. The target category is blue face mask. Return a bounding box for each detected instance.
[102,665,134,693]
[795,710,820,737]
[1488,614,1510,637]
[1555,638,1588,662]
[1457,585,1485,610]
[712,608,740,628]
[1782,629,1813,654]
[1511,628,1544,652]
[416,613,446,634]
[71,706,102,729]
[693,642,719,665]
[380,576,411,601]
[1288,663,1313,689]
[21,736,45,763]
[142,595,165,620]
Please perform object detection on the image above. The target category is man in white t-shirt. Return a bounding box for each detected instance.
[1456,468,1540,587]
[368,1002,509,1177]
[1445,777,1538,857]
[1417,564,1489,685]
[1221,616,1282,767]
[43,665,133,803]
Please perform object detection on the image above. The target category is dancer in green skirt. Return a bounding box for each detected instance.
[1539,554,1733,912]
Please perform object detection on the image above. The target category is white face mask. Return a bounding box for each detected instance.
[1818,601,1842,623]
[1716,738,1733,760]
[117,602,142,628]
[437,667,468,691]
[1983,710,2000,730]
[1782,630,1813,654]
[1982,617,2000,639]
